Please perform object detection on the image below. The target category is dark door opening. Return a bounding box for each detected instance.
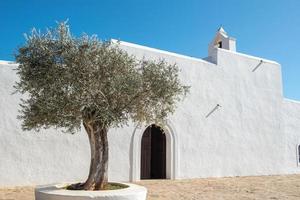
[141,124,166,179]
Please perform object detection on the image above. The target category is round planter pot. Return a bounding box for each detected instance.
[35,183,147,200]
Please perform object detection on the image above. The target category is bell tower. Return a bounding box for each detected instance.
[208,27,236,55]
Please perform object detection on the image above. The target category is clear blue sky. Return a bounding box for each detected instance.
[1,0,299,100]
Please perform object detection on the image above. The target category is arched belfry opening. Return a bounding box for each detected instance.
[208,26,236,55]
[140,124,166,179]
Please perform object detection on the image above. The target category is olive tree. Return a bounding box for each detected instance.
[15,22,189,190]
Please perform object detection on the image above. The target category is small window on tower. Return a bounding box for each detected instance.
[218,41,222,48]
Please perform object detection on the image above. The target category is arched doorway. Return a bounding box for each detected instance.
[140,124,166,179]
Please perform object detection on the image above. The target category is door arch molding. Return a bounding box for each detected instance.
[130,120,178,181]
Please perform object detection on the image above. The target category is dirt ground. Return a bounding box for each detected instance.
[1,174,300,200]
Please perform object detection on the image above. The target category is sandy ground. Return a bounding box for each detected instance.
[1,174,300,200]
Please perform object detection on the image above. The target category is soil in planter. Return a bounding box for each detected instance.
[66,182,129,191]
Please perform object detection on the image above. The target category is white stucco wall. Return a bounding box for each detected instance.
[118,42,287,179]
[282,99,300,173]
[0,61,89,186]
[0,38,299,186]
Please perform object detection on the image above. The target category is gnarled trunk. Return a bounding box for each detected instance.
[82,120,109,190]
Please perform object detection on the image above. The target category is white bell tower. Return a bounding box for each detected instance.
[208,27,236,55]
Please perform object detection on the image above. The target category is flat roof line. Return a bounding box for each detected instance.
[111,39,215,65]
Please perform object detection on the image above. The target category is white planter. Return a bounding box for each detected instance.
[35,183,147,200]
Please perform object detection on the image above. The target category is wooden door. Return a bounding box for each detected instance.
[151,126,166,179]
[141,125,166,179]
[141,127,151,179]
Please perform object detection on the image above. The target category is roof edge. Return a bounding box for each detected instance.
[0,60,16,65]
[216,48,280,65]
[284,98,300,105]
[111,39,216,65]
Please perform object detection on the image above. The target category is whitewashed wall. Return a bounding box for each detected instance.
[119,43,287,179]
[0,61,89,186]
[0,40,299,186]
[282,99,300,173]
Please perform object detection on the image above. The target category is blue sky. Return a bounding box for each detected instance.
[1,0,299,100]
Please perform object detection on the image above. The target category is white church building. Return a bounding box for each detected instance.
[1,28,300,186]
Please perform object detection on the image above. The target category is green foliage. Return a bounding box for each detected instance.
[15,22,189,133]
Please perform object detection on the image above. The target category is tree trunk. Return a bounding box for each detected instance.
[82,120,109,190]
